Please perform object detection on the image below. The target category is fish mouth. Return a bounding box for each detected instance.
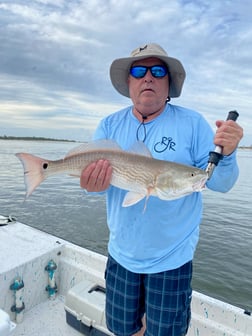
[192,177,207,191]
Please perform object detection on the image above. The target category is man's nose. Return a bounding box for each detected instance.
[144,69,153,81]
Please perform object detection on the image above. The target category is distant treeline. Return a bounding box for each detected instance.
[239,146,252,150]
[0,135,251,148]
[0,135,76,142]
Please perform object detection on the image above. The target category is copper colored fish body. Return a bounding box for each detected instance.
[16,140,207,207]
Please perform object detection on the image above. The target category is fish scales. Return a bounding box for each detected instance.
[64,150,156,193]
[16,140,207,207]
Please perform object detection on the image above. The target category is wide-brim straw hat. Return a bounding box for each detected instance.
[110,43,186,98]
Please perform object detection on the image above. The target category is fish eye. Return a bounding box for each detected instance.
[43,162,48,170]
[191,173,195,177]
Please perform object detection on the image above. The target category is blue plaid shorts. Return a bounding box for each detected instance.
[105,255,192,336]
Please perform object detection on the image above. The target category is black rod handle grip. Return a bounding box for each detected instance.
[207,110,239,169]
[227,110,239,122]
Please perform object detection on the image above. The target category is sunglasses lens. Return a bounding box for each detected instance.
[151,65,167,78]
[130,65,167,78]
[130,66,147,78]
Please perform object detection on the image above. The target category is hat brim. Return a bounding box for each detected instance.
[110,54,186,98]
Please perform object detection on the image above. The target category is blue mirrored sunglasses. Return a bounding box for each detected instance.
[130,65,168,78]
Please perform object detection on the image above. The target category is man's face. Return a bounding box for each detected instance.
[128,57,169,115]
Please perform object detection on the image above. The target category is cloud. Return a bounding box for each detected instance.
[0,0,251,144]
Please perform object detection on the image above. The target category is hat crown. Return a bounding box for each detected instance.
[131,43,168,58]
[110,43,186,98]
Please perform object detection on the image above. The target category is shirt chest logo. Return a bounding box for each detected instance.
[154,137,176,153]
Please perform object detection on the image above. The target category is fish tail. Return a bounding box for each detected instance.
[15,153,48,198]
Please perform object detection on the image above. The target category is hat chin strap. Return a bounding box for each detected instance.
[137,110,156,121]
[135,96,170,121]
[135,98,170,142]
[136,116,147,142]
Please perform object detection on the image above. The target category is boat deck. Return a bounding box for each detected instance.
[12,296,80,336]
[1,221,251,336]
[0,221,107,336]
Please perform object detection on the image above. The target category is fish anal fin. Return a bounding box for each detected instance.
[122,191,146,207]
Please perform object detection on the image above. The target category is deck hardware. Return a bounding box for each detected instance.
[45,259,58,300]
[0,214,17,226]
[88,284,106,294]
[9,277,25,323]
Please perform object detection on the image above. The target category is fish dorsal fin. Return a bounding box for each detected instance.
[65,139,122,158]
[127,141,152,157]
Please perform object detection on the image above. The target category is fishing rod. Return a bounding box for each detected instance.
[206,110,239,179]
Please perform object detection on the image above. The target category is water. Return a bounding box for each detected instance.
[0,140,251,312]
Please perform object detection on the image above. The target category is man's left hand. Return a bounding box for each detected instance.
[214,120,243,156]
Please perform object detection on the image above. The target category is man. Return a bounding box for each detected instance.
[80,44,243,336]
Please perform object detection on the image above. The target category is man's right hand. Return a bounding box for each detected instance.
[80,160,112,192]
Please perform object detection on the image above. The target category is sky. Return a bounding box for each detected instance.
[0,0,251,145]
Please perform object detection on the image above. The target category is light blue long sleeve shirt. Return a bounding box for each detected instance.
[93,103,239,273]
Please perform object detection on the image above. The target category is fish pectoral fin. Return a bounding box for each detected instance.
[122,192,146,207]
